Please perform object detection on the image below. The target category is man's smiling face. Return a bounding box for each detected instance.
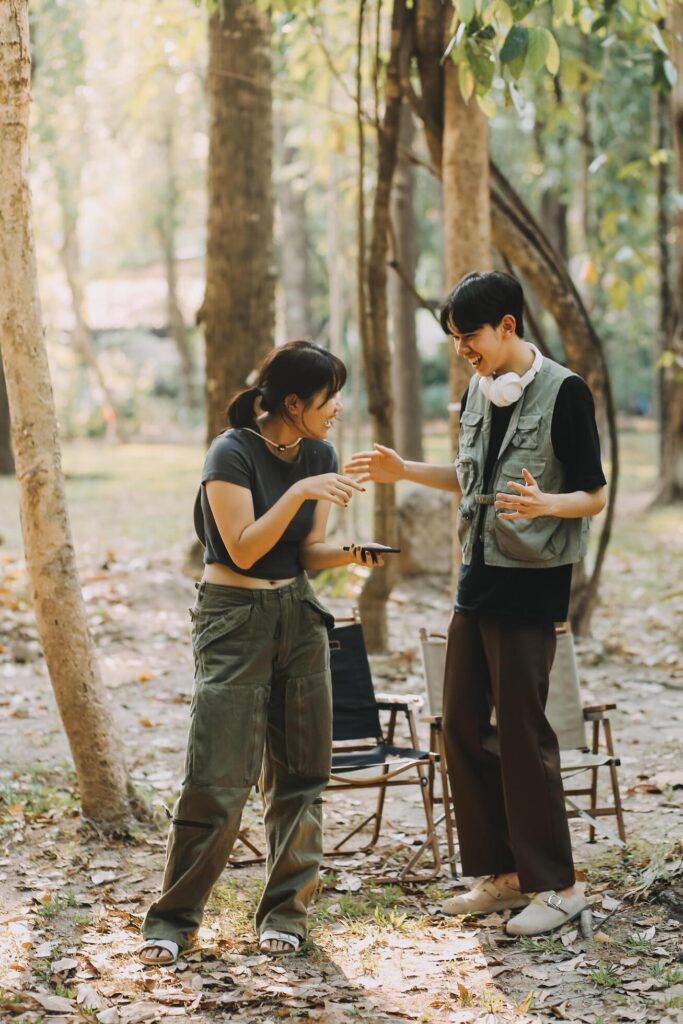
[447,314,517,378]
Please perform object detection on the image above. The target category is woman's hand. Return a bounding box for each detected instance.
[495,468,552,520]
[347,543,386,567]
[293,473,365,507]
[344,443,405,484]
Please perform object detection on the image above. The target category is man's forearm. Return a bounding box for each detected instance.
[544,486,607,518]
[403,461,461,493]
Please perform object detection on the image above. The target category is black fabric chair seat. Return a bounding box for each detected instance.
[332,743,429,772]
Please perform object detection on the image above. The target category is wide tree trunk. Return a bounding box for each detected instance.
[0,2,133,831]
[357,0,407,651]
[657,2,683,502]
[275,107,314,341]
[158,118,196,410]
[390,99,423,462]
[0,353,14,475]
[198,1,274,443]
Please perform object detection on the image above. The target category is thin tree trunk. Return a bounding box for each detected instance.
[157,119,196,409]
[198,1,274,443]
[656,1,683,503]
[326,98,347,538]
[390,99,423,461]
[0,2,133,830]
[356,0,407,652]
[274,107,313,340]
[0,351,14,475]
[59,215,121,442]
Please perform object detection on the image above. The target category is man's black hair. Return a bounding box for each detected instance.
[439,271,525,338]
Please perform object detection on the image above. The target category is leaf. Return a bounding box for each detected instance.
[526,27,550,72]
[458,63,476,102]
[51,956,79,972]
[27,991,75,1012]
[500,24,528,65]
[476,94,497,118]
[91,870,118,885]
[544,29,560,75]
[457,0,476,23]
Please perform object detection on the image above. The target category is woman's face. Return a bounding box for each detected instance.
[292,388,343,439]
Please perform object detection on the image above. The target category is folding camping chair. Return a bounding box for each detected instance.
[325,617,442,881]
[418,624,627,850]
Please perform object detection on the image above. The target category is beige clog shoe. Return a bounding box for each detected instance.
[443,876,530,916]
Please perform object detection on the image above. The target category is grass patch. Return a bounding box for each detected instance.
[205,878,264,935]
[34,891,79,919]
[590,964,621,988]
[519,933,564,955]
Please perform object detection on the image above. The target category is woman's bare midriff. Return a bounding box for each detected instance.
[202,562,297,589]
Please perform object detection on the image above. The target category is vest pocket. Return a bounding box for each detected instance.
[456,455,476,495]
[459,411,483,448]
[494,511,564,563]
[510,413,542,449]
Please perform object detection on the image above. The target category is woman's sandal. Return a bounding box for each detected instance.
[137,939,180,965]
[259,929,301,956]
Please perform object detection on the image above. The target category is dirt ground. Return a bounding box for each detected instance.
[0,446,682,1024]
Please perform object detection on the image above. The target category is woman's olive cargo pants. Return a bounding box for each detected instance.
[143,575,334,949]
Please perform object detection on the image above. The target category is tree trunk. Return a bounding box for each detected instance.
[489,164,619,634]
[326,96,347,539]
[198,1,274,444]
[158,118,196,410]
[59,214,121,442]
[656,1,683,503]
[0,2,133,831]
[274,107,313,340]
[390,99,423,462]
[0,352,14,475]
[356,0,407,652]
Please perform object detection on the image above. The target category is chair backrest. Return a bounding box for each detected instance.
[545,629,587,750]
[418,626,587,750]
[329,622,382,741]
[419,628,447,718]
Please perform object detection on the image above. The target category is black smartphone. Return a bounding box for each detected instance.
[343,544,401,553]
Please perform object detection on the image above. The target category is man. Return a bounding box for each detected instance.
[345,271,606,936]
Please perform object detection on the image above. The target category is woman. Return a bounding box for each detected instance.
[139,341,381,964]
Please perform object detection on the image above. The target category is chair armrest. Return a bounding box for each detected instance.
[375,692,424,712]
[583,703,616,721]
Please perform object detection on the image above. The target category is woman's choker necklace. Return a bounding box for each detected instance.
[244,426,302,453]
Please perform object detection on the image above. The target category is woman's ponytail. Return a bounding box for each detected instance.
[227,385,261,428]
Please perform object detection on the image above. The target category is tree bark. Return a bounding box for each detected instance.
[274,107,314,340]
[0,352,14,475]
[357,0,407,652]
[198,1,275,444]
[390,99,423,461]
[0,2,133,830]
[656,2,683,503]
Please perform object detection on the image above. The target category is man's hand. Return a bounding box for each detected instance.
[495,468,553,520]
[344,443,405,484]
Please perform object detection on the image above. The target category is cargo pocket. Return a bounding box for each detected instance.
[188,678,268,787]
[192,604,254,676]
[285,670,332,779]
[303,595,336,632]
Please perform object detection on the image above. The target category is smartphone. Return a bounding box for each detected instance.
[343,544,401,554]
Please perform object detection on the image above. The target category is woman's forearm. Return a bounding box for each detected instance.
[299,542,353,571]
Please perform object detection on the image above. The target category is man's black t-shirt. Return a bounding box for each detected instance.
[456,374,606,624]
[195,428,338,579]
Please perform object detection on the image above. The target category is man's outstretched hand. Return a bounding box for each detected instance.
[344,443,405,484]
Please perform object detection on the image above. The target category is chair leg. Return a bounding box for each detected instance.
[603,719,627,844]
[589,720,600,843]
[370,766,390,846]
[437,729,457,875]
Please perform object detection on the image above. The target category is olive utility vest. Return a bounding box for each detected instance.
[456,358,589,569]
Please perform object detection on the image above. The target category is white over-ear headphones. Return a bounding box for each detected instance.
[478,344,543,408]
